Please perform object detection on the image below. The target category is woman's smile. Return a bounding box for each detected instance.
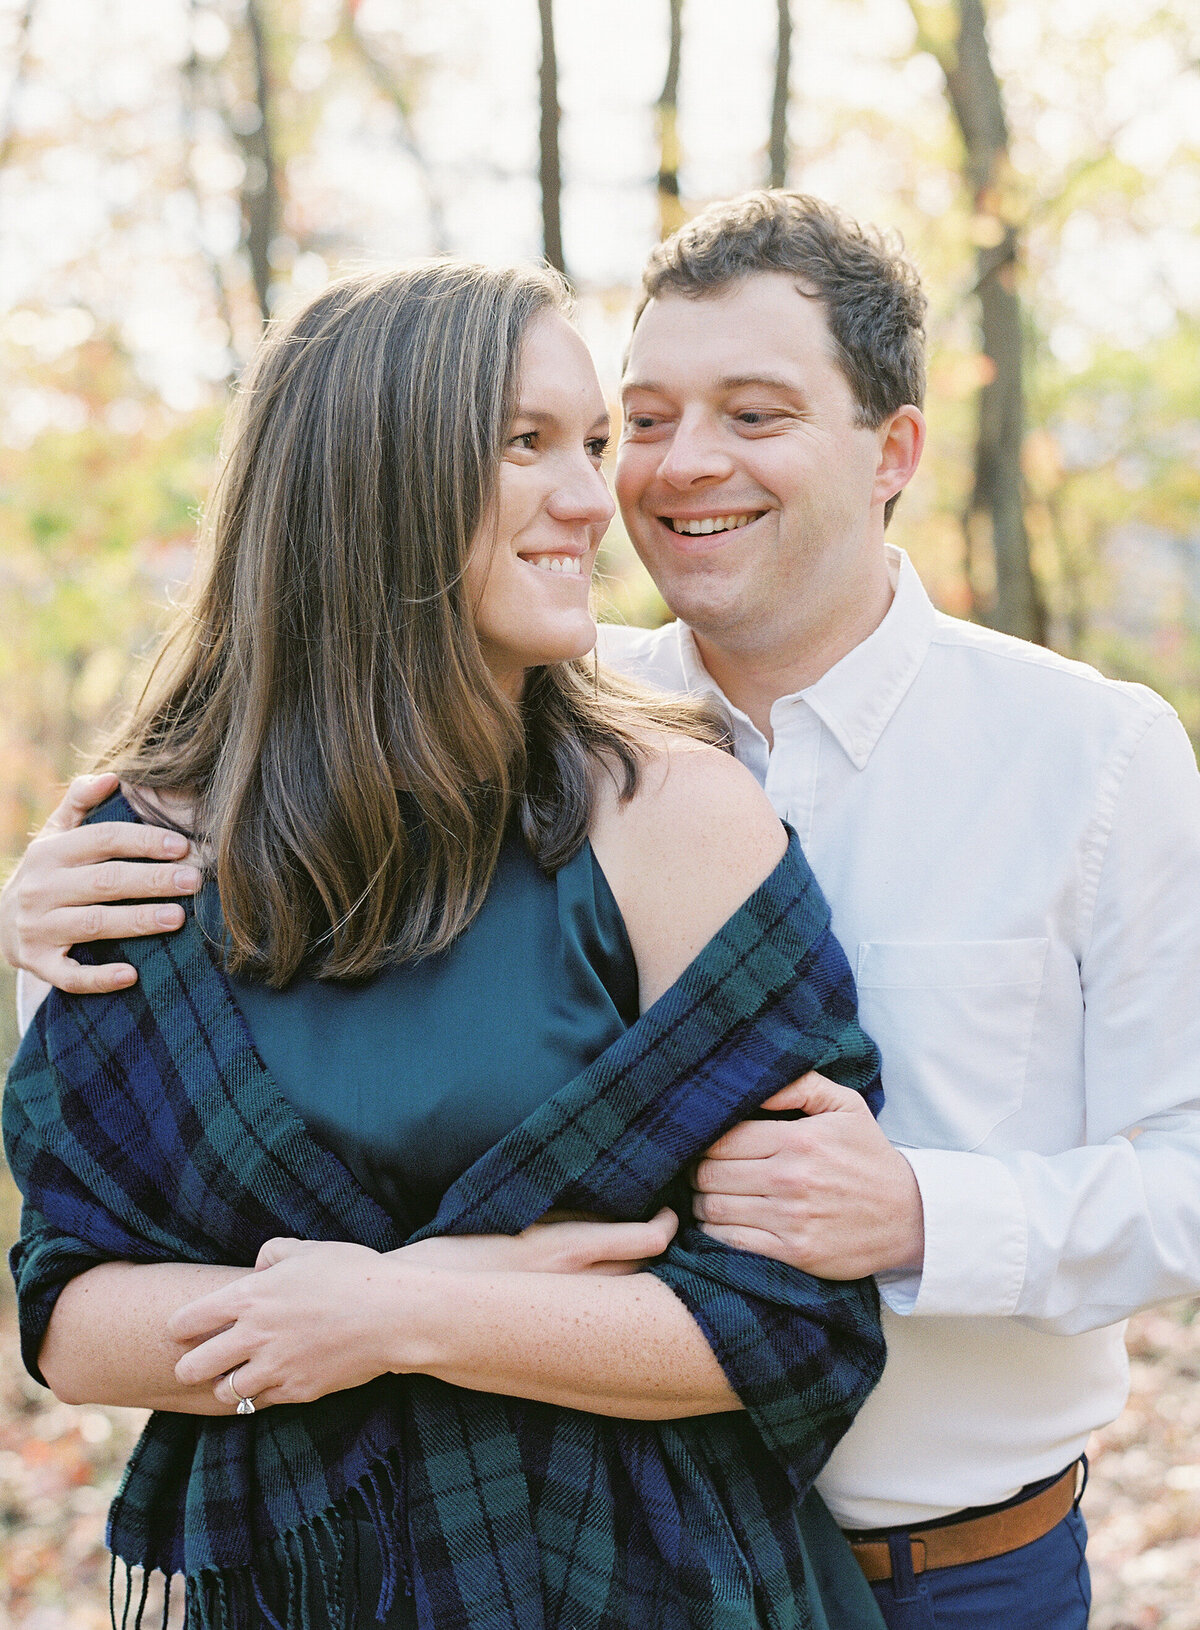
[518,548,589,577]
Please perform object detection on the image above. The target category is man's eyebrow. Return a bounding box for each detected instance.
[716,373,806,396]
[620,374,807,398]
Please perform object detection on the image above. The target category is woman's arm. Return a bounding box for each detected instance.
[34,1213,685,1414]
[40,1262,251,1413]
[169,1240,740,1421]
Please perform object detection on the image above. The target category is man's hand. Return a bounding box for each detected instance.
[0,773,200,993]
[692,1073,924,1280]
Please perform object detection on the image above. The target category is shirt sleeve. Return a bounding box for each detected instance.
[883,708,1200,1331]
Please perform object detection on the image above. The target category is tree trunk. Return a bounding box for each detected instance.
[909,0,1045,643]
[537,0,565,274]
[656,0,685,239]
[768,0,791,189]
[237,0,280,325]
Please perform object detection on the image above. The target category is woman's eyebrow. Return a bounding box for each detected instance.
[514,408,611,431]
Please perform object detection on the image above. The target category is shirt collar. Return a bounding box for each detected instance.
[672,546,937,772]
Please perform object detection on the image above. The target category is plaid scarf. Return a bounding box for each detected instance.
[5,798,886,1630]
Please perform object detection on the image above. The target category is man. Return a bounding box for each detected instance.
[597,191,1200,1627]
[7,192,1200,1628]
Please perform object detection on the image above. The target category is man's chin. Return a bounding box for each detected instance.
[642,569,750,639]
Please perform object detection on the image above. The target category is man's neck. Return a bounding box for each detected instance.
[693,563,894,744]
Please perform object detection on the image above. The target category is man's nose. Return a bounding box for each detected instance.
[655,411,736,488]
[547,458,616,527]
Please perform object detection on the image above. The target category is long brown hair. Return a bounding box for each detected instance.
[105,261,721,985]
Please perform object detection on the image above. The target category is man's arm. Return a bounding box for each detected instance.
[900,708,1200,1329]
[697,709,1200,1334]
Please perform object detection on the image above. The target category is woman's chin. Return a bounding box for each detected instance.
[521,614,599,670]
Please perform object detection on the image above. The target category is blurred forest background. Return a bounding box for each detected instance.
[1,0,1199,1623]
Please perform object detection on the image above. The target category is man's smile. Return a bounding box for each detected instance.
[653,509,769,553]
[660,511,767,536]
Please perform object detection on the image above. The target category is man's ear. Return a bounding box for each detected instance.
[873,406,926,509]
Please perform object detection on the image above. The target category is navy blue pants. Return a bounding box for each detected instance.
[869,1504,1091,1630]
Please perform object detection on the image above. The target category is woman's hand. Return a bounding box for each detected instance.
[169,1239,414,1409]
[0,773,200,992]
[397,1207,678,1277]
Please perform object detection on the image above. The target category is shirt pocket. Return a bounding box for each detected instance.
[855,938,1049,1151]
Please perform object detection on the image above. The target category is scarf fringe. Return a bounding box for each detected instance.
[110,1450,409,1630]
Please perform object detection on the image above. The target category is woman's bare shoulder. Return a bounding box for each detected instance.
[590,735,787,1011]
[594,732,780,849]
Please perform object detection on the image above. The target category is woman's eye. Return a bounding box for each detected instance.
[509,431,537,451]
[586,437,610,460]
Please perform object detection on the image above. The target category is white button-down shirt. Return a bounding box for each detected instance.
[599,545,1200,1528]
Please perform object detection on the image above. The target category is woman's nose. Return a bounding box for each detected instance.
[548,460,616,527]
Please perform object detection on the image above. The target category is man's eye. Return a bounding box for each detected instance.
[735,412,771,426]
[625,415,658,431]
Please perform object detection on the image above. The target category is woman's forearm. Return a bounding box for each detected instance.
[397,1267,741,1420]
[40,1261,251,1413]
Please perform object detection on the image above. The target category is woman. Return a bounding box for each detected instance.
[3,261,886,1629]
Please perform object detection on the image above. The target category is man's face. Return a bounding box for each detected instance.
[616,273,890,653]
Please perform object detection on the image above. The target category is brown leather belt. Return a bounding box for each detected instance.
[846,1463,1080,1584]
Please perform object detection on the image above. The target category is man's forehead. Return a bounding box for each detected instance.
[621,277,835,390]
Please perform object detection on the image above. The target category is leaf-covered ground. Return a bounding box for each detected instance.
[2,1302,1198,1626]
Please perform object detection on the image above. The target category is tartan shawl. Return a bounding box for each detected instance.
[4,797,886,1630]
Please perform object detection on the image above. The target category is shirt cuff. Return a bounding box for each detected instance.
[877,1149,1028,1318]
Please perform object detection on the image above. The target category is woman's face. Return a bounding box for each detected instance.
[467,310,615,695]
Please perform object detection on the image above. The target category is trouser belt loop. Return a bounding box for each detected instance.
[887,1533,922,1602]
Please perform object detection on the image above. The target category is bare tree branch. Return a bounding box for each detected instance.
[656,0,684,238]
[235,0,280,326]
[537,0,565,274]
[768,0,791,188]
